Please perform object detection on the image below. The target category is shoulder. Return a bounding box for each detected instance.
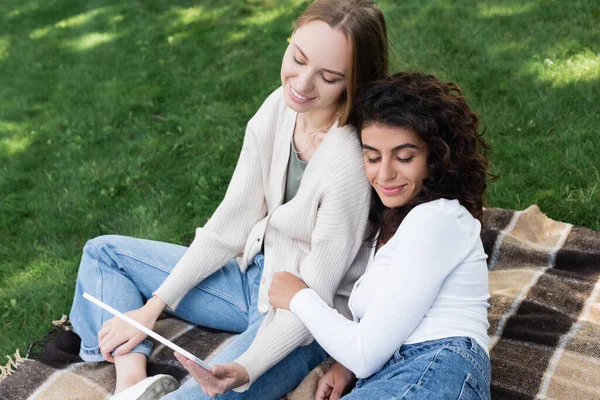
[390,199,480,246]
[328,122,360,150]
[320,122,364,172]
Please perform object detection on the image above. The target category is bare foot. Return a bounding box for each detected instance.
[114,352,147,393]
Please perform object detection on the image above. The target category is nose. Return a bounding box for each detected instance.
[378,157,397,182]
[295,69,314,93]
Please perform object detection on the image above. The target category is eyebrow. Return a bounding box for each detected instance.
[292,43,346,77]
[362,143,419,152]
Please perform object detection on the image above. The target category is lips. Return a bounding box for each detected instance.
[289,85,314,104]
[378,184,407,196]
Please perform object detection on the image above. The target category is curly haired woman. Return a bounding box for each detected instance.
[269,72,494,399]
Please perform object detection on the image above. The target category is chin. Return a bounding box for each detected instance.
[380,197,409,209]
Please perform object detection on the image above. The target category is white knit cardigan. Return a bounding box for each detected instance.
[154,87,371,388]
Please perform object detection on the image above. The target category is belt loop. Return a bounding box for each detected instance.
[468,337,477,352]
[393,346,403,362]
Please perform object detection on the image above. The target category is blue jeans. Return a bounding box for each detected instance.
[344,337,491,400]
[69,235,327,399]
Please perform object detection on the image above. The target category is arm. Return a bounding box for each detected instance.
[288,206,472,378]
[99,126,267,358]
[98,93,278,359]
[154,99,276,309]
[232,157,372,390]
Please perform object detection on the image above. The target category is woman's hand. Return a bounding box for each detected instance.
[97,296,166,362]
[315,362,355,400]
[268,272,308,310]
[174,353,249,396]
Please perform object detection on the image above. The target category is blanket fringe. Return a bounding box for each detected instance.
[52,314,71,330]
[0,349,28,383]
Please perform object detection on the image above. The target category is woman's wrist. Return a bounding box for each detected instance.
[144,295,168,319]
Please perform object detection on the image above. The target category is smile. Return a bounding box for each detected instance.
[379,184,407,196]
[290,85,313,103]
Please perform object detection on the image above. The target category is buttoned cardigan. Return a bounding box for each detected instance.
[154,86,372,388]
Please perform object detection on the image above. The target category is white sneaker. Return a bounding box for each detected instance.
[110,374,179,400]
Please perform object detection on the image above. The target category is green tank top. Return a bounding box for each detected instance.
[284,140,308,203]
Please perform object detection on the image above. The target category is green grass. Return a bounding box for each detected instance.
[1,0,598,358]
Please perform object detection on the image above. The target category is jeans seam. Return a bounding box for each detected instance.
[469,338,491,369]
[91,240,105,335]
[399,346,444,397]
[445,346,489,385]
[113,249,248,313]
[459,372,487,400]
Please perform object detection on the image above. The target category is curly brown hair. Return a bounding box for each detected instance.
[349,72,495,245]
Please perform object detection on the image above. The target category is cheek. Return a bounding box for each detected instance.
[280,61,292,80]
[407,159,429,182]
[317,81,345,101]
[364,163,378,183]
[329,84,346,100]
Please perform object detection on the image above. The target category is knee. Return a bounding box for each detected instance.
[84,234,119,249]
[81,235,123,266]
[83,234,126,253]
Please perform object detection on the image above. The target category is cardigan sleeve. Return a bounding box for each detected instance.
[288,204,473,379]
[153,92,281,309]
[233,146,372,389]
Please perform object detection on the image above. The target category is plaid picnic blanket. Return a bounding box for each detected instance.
[1,205,598,399]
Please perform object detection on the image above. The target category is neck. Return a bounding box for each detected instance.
[297,103,340,133]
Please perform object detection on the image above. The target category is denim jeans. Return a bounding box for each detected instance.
[69,235,327,399]
[344,337,491,400]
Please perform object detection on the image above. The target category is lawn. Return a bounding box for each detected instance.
[1,0,598,359]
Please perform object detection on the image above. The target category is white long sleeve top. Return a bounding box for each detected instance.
[153,87,372,389]
[290,199,491,379]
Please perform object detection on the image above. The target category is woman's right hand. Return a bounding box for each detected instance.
[315,361,355,400]
[97,295,166,362]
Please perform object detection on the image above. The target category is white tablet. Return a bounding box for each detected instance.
[83,292,211,370]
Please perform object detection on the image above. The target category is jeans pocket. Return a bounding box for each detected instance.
[459,373,488,400]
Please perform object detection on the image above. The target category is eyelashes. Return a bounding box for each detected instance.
[292,54,338,85]
[366,157,414,164]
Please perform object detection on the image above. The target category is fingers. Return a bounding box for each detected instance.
[174,353,228,396]
[174,353,226,396]
[114,334,143,356]
[174,353,205,380]
[100,334,125,363]
[211,364,225,377]
[101,342,115,363]
[330,385,344,400]
[315,379,333,400]
[98,327,107,343]
[98,332,114,362]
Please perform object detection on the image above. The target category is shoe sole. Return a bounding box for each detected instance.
[138,375,179,400]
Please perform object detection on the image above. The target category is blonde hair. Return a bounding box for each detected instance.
[293,0,389,126]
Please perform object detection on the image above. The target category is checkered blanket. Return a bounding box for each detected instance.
[1,205,599,399]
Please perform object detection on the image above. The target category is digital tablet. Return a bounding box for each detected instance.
[82,292,211,370]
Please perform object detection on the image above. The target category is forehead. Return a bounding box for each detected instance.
[292,20,350,73]
[361,125,424,148]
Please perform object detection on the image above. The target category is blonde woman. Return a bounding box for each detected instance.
[68,1,390,399]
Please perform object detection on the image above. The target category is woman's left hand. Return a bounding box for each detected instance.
[268,272,308,310]
[174,353,249,396]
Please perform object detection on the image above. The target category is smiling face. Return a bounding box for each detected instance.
[362,124,430,208]
[280,20,349,116]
